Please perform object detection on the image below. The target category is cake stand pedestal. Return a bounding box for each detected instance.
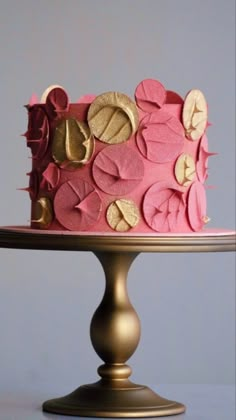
[0,227,235,418]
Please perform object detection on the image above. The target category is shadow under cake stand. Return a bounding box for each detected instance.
[0,226,235,418]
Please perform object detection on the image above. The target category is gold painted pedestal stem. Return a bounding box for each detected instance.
[91,251,140,382]
[43,251,185,417]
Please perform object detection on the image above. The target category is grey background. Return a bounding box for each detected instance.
[0,0,235,397]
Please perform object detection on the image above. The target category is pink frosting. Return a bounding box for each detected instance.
[28,93,39,106]
[187,181,207,231]
[54,179,102,231]
[135,79,166,112]
[143,182,186,233]
[77,94,96,104]
[24,79,215,233]
[92,144,144,195]
[136,110,185,163]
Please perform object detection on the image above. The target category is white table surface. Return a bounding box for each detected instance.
[0,385,234,420]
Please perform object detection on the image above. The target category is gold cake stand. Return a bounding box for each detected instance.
[0,226,235,418]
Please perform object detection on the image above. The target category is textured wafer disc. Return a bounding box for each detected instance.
[54,179,102,231]
[135,79,166,112]
[92,144,144,195]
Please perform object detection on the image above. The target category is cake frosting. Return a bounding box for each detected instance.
[23,78,215,233]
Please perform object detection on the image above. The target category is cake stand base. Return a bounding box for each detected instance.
[1,228,235,418]
[43,379,185,417]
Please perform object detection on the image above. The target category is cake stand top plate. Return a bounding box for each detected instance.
[0,226,235,253]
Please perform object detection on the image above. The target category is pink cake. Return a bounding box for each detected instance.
[23,79,215,233]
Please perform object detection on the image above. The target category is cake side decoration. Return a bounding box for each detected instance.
[87,92,139,144]
[187,181,207,231]
[166,90,183,105]
[174,153,196,187]
[23,78,214,233]
[25,107,49,159]
[54,179,102,231]
[106,199,140,232]
[136,110,185,163]
[52,118,94,169]
[196,135,217,183]
[43,86,69,119]
[40,163,60,191]
[31,197,53,229]
[92,144,144,195]
[143,182,186,233]
[182,89,208,141]
[135,79,166,112]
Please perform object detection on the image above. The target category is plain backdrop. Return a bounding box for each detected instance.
[0,0,235,396]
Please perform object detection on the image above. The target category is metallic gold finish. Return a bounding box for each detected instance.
[87,91,139,144]
[43,252,185,417]
[107,199,140,232]
[52,118,94,169]
[182,89,208,141]
[175,153,196,186]
[31,198,53,229]
[0,226,235,417]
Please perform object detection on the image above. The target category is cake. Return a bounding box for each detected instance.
[23,78,215,233]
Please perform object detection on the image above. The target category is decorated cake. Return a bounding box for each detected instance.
[23,79,215,233]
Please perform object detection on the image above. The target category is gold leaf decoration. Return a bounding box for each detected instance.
[87,92,139,144]
[31,197,53,229]
[175,153,196,187]
[52,118,94,169]
[106,199,140,232]
[182,89,208,141]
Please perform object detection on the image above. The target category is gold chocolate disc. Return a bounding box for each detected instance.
[31,197,53,229]
[182,89,208,141]
[175,153,196,187]
[87,92,139,144]
[106,199,140,232]
[52,118,94,169]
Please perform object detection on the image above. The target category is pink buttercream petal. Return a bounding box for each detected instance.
[135,79,167,112]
